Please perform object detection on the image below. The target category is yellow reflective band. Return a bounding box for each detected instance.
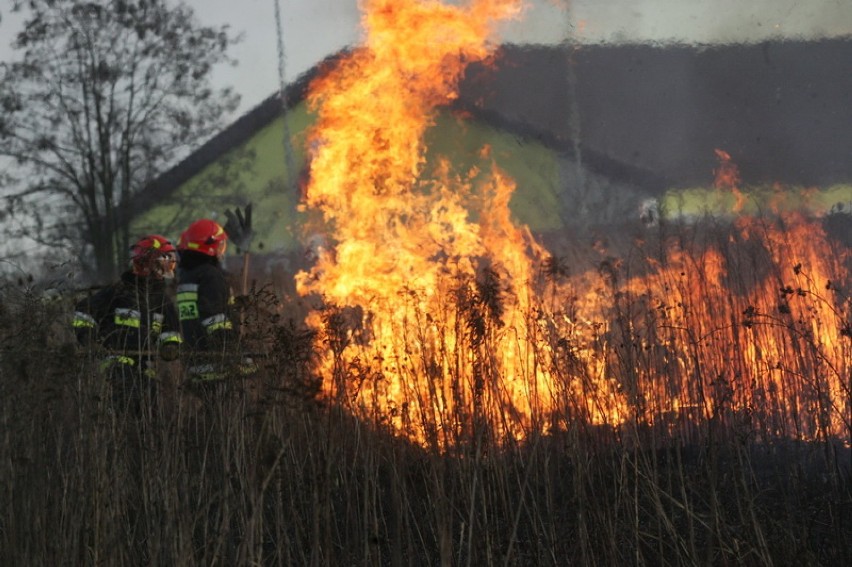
[152,239,161,249]
[202,314,232,334]
[73,311,96,328]
[177,283,199,302]
[188,364,226,381]
[187,242,200,250]
[159,332,183,344]
[239,361,259,375]
[100,355,136,371]
[152,313,164,334]
[177,286,200,318]
[207,321,233,333]
[114,308,141,328]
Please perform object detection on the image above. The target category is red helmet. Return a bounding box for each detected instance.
[130,235,177,279]
[178,219,228,258]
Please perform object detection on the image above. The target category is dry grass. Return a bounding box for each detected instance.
[1,215,850,566]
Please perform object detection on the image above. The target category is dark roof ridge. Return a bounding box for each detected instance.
[133,44,671,219]
[126,50,348,216]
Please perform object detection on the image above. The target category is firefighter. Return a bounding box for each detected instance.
[72,235,182,413]
[176,218,239,382]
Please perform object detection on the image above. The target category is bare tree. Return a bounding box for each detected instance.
[0,0,240,282]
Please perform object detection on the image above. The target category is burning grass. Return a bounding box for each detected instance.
[1,214,850,565]
[295,210,851,453]
[2,0,850,562]
[290,0,850,456]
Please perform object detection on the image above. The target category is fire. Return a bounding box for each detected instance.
[295,0,851,448]
[610,213,850,442]
[714,148,748,213]
[296,0,564,444]
[713,149,740,190]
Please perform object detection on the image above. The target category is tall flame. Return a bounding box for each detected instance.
[298,0,524,301]
[295,0,851,448]
[295,0,559,445]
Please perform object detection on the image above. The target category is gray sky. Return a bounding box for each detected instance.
[2,0,851,116]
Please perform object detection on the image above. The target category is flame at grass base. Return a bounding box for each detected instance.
[295,0,567,445]
[294,0,851,448]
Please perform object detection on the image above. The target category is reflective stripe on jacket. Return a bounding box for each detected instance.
[176,257,237,352]
[73,271,182,361]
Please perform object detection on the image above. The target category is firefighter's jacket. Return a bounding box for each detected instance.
[176,252,239,379]
[72,271,182,371]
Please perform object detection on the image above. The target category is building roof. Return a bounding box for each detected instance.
[130,40,852,240]
[460,39,852,188]
[136,39,852,214]
[125,52,332,217]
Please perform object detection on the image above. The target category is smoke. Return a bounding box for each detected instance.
[496,0,852,46]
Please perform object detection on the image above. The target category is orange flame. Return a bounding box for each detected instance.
[296,0,554,445]
[295,1,851,448]
[714,148,748,213]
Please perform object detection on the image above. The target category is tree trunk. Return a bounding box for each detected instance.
[92,218,118,284]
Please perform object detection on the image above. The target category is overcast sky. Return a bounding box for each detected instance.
[2,0,851,117]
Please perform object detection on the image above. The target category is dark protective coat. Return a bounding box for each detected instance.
[73,271,182,411]
[176,251,238,351]
[73,270,181,360]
